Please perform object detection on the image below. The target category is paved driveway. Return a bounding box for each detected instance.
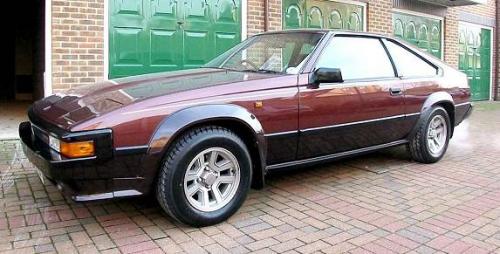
[1,102,500,254]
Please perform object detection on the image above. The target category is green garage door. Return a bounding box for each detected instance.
[110,0,241,78]
[393,13,442,59]
[283,0,364,31]
[459,24,491,101]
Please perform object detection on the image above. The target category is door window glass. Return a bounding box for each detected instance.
[315,36,395,80]
[384,40,437,78]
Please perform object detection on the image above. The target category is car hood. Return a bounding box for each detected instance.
[32,68,276,130]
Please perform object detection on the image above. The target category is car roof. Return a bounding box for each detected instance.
[256,29,393,39]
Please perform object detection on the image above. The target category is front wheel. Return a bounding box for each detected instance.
[408,106,451,163]
[156,126,252,227]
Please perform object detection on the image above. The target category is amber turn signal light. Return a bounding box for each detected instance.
[60,141,95,158]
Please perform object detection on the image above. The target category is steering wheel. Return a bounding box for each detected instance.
[240,59,259,70]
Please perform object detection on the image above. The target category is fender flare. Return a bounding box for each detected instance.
[143,104,267,189]
[409,91,455,138]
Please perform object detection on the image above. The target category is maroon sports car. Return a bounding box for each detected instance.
[20,30,472,226]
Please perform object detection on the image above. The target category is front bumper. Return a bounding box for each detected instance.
[19,121,145,201]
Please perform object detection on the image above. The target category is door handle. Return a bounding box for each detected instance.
[389,87,403,96]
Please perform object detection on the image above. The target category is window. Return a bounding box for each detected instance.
[384,40,437,78]
[315,36,395,80]
[205,32,323,74]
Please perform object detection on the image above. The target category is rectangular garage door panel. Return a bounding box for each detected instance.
[151,0,176,17]
[111,28,147,77]
[150,30,181,70]
[113,28,143,66]
[184,0,208,20]
[215,32,238,56]
[116,0,143,15]
[213,0,240,23]
[183,31,211,69]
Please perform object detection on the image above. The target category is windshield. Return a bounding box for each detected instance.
[204,32,325,74]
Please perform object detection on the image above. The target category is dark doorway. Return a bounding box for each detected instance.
[4,0,45,101]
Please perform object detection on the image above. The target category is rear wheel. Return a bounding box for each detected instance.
[156,126,252,227]
[408,106,451,163]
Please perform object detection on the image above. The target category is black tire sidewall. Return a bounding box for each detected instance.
[421,107,451,162]
[160,130,252,227]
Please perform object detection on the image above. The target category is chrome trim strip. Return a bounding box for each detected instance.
[266,140,408,170]
[265,113,422,137]
[73,193,113,202]
[73,189,143,201]
[405,112,421,117]
[115,145,149,151]
[455,102,472,107]
[114,145,149,155]
[113,190,143,198]
[264,130,299,138]
[302,114,408,133]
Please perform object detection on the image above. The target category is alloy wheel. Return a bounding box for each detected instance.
[183,147,241,212]
[426,115,447,157]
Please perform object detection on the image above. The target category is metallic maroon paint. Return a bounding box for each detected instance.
[19,30,472,201]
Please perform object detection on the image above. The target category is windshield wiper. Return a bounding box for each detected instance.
[241,69,281,74]
[257,69,281,74]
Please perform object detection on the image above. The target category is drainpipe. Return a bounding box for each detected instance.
[264,0,269,31]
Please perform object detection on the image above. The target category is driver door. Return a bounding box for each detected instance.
[298,35,407,159]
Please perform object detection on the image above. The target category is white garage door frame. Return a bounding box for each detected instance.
[44,0,52,97]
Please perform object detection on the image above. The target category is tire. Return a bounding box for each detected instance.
[156,126,252,227]
[408,106,451,163]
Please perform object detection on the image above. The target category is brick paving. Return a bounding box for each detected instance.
[1,102,500,254]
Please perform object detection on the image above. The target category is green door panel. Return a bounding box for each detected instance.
[393,13,442,59]
[283,0,364,31]
[149,0,182,72]
[459,24,491,101]
[284,0,302,29]
[110,0,241,78]
[213,0,241,56]
[308,6,323,28]
[109,0,147,77]
[347,12,361,31]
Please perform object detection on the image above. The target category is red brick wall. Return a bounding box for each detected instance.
[444,8,459,69]
[247,0,282,36]
[51,0,105,93]
[367,0,393,35]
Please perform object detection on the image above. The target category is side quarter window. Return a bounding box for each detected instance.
[384,39,438,78]
[315,36,396,80]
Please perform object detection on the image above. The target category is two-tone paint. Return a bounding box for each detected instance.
[20,30,472,201]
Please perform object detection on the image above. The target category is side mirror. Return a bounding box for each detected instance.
[311,68,343,84]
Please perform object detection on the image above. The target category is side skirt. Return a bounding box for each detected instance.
[265,140,408,171]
